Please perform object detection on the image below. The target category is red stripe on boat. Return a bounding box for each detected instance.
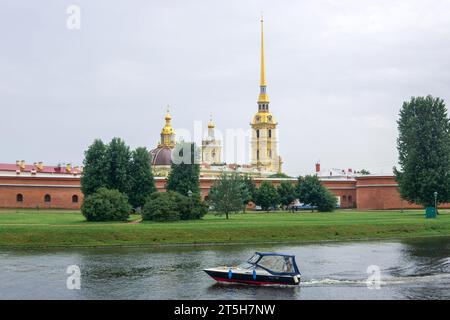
[212,277,289,286]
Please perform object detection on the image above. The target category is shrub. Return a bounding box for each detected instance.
[317,189,338,212]
[142,191,182,222]
[81,187,131,222]
[142,191,207,222]
[179,194,207,220]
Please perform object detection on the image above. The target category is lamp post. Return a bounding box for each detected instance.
[434,191,438,215]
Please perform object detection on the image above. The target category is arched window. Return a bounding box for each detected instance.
[348,195,353,203]
[256,130,260,138]
[72,195,79,203]
[342,195,347,202]
[257,150,260,160]
[268,129,272,138]
[44,194,51,203]
[16,194,23,202]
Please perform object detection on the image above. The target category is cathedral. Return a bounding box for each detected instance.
[150,17,282,178]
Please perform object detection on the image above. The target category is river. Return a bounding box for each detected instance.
[0,236,449,299]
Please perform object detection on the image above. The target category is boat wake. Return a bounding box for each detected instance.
[302,273,450,287]
[302,257,450,287]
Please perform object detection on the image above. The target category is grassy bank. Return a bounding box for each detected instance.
[0,209,449,248]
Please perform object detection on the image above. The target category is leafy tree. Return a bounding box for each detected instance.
[142,191,183,222]
[317,189,338,212]
[167,142,200,196]
[395,96,450,208]
[105,137,132,195]
[81,187,131,222]
[240,175,256,213]
[255,181,280,211]
[277,181,296,209]
[296,175,336,212]
[208,173,244,219]
[179,193,208,220]
[128,147,156,209]
[359,169,371,175]
[81,139,108,196]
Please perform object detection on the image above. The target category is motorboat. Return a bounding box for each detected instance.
[204,252,301,286]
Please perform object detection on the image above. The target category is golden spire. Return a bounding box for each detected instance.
[260,14,266,87]
[258,14,269,104]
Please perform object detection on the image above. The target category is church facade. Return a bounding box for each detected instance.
[149,17,281,179]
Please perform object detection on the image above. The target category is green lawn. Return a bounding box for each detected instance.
[0,209,449,248]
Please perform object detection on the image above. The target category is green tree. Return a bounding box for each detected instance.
[359,169,371,175]
[395,96,450,208]
[179,193,208,220]
[105,138,132,195]
[255,181,280,211]
[81,139,108,196]
[167,142,200,196]
[296,175,336,212]
[317,189,338,212]
[277,181,296,209]
[128,147,156,209]
[142,191,183,222]
[208,173,243,219]
[81,187,131,222]
[241,175,256,212]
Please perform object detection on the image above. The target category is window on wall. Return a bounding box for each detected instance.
[16,194,23,202]
[44,194,51,203]
[72,195,79,203]
[257,150,260,160]
[348,195,353,203]
[268,129,272,138]
[342,195,347,202]
[256,130,260,138]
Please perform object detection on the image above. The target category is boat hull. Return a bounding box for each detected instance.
[204,269,300,286]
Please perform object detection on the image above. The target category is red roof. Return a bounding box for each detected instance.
[0,163,82,175]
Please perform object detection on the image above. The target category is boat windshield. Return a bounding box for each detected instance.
[244,253,299,275]
[257,255,296,274]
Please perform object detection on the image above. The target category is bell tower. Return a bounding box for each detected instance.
[250,16,280,173]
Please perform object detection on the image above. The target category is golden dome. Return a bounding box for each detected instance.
[161,125,174,135]
[161,108,174,134]
[251,111,276,125]
[158,107,175,148]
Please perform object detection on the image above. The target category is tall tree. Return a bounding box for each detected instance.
[255,181,280,211]
[277,181,296,209]
[167,142,200,196]
[81,139,108,196]
[395,95,450,208]
[208,173,243,219]
[296,175,336,212]
[241,175,256,212]
[128,147,156,209]
[105,137,132,195]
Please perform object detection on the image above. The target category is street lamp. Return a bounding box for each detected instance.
[434,191,438,215]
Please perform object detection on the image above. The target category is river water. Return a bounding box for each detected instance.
[0,237,449,300]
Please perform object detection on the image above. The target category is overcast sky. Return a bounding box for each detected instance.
[1,0,450,176]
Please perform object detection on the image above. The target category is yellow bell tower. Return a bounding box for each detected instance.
[250,16,280,173]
